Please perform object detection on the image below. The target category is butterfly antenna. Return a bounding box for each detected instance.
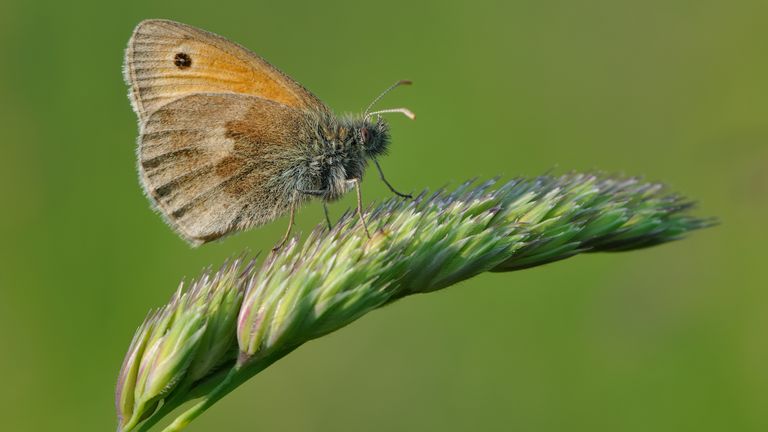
[363,80,413,118]
[365,108,416,121]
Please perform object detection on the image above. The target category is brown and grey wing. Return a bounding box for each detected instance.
[138,93,308,245]
[124,19,330,123]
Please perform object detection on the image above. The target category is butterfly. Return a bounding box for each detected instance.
[123,19,414,248]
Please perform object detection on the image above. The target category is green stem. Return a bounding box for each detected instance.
[157,347,298,432]
[121,400,150,432]
[134,363,241,431]
[159,371,238,432]
[134,387,190,432]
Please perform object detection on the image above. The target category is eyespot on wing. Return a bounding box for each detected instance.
[124,19,330,122]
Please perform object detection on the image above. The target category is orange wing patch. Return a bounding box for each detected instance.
[124,19,329,123]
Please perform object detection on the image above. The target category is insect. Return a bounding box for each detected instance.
[123,19,414,249]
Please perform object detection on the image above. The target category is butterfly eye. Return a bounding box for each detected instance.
[360,127,369,143]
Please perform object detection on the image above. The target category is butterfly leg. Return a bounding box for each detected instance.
[373,157,412,199]
[297,187,333,230]
[273,202,296,251]
[322,202,333,231]
[349,179,371,238]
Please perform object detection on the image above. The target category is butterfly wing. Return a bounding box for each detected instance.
[139,93,310,245]
[124,19,330,123]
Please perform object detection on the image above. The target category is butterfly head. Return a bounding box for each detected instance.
[357,117,391,157]
[355,79,415,158]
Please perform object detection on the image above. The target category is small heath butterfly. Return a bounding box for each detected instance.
[123,19,414,248]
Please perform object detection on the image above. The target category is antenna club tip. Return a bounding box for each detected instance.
[398,80,413,86]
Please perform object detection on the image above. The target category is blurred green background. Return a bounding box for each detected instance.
[1,0,766,431]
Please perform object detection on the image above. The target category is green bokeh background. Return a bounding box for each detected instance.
[1,0,766,431]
